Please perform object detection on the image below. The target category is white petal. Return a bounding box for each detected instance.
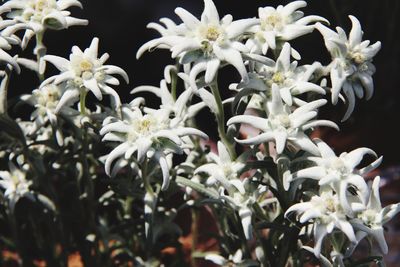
[227,115,268,131]
[275,130,288,154]
[84,79,103,100]
[55,89,79,113]
[205,58,220,83]
[201,0,220,24]
[105,143,130,176]
[43,55,70,72]
[235,132,275,145]
[348,16,363,47]
[175,7,200,30]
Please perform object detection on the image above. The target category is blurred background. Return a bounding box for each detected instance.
[6,0,400,266]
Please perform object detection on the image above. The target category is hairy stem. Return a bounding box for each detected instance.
[210,83,236,159]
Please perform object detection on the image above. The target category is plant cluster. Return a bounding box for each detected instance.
[0,0,398,266]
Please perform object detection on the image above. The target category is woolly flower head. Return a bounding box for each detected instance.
[42,37,129,112]
[101,105,207,190]
[246,1,328,55]
[316,16,381,121]
[0,0,88,47]
[0,162,32,209]
[137,0,258,88]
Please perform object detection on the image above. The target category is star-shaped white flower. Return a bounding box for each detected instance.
[195,141,246,194]
[290,140,382,214]
[0,0,88,48]
[285,190,356,257]
[22,83,78,126]
[351,176,400,254]
[316,16,381,121]
[131,65,205,122]
[234,42,325,107]
[0,162,32,210]
[227,85,337,155]
[205,249,258,266]
[246,1,328,55]
[100,106,207,190]
[0,18,22,72]
[42,37,129,112]
[137,0,257,88]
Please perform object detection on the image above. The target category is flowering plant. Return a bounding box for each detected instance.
[0,0,398,266]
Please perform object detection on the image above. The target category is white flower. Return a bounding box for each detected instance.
[0,18,21,72]
[194,142,268,240]
[285,189,356,257]
[195,141,246,194]
[131,65,205,122]
[22,83,78,125]
[316,16,381,121]
[204,249,248,266]
[0,162,32,209]
[42,37,129,112]
[100,106,207,190]
[137,0,257,87]
[290,140,382,214]
[0,0,88,48]
[351,176,400,254]
[235,42,325,107]
[227,85,337,155]
[246,1,328,55]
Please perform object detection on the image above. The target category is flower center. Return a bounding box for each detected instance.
[35,0,54,12]
[325,197,337,213]
[359,209,377,226]
[330,158,348,175]
[350,52,366,65]
[79,59,94,72]
[262,12,284,31]
[271,114,291,129]
[205,26,221,42]
[34,85,60,110]
[272,72,285,85]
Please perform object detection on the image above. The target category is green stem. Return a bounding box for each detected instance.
[210,83,236,159]
[0,65,12,114]
[80,90,88,115]
[171,61,179,101]
[35,32,46,82]
[190,209,199,267]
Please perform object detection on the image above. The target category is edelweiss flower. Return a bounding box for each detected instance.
[285,190,356,257]
[235,43,325,107]
[0,162,32,209]
[290,140,382,214]
[0,0,88,48]
[316,16,381,120]
[195,141,246,194]
[22,83,78,126]
[219,179,267,240]
[42,37,129,112]
[100,106,207,190]
[131,65,204,122]
[205,249,257,266]
[227,85,337,155]
[137,0,257,87]
[351,176,400,254]
[0,19,21,72]
[246,1,328,55]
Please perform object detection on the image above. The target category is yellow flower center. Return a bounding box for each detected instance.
[351,52,366,64]
[262,12,284,31]
[272,72,285,85]
[79,59,93,72]
[273,114,291,129]
[205,26,221,42]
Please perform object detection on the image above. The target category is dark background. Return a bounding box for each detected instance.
[15,0,397,166]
